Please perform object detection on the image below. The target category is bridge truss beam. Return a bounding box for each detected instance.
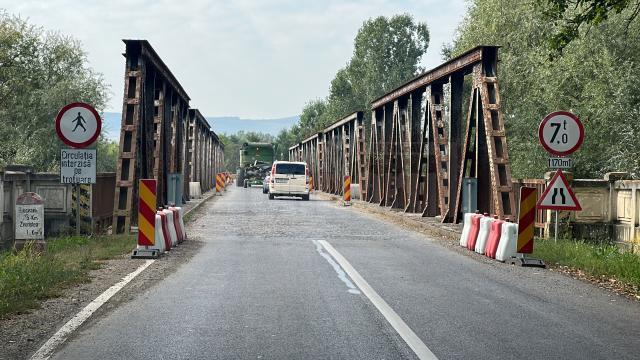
[112,40,224,234]
[289,112,366,197]
[367,46,516,222]
[289,46,516,223]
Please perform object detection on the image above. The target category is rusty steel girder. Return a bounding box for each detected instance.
[366,46,516,222]
[112,40,224,234]
[289,112,366,197]
[289,133,319,187]
[186,109,224,194]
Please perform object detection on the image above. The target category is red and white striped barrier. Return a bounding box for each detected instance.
[459,212,537,266]
[169,206,186,243]
[152,213,166,254]
[474,216,492,255]
[466,213,484,251]
[162,208,179,247]
[485,217,505,259]
[157,209,172,251]
[459,213,475,247]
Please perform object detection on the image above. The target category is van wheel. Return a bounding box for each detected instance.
[268,194,274,200]
[302,194,309,201]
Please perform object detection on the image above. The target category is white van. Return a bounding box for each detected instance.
[268,161,310,200]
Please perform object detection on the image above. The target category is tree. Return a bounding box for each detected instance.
[347,14,430,109]
[274,125,301,160]
[297,99,329,139]
[324,68,359,125]
[448,0,640,178]
[291,14,430,146]
[0,12,109,171]
[540,0,640,52]
[96,138,119,172]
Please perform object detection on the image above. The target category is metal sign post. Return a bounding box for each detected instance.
[75,184,81,236]
[554,210,559,244]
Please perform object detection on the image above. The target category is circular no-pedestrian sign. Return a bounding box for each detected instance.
[55,102,102,148]
[538,111,584,156]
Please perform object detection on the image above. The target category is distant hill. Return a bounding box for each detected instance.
[101,112,299,141]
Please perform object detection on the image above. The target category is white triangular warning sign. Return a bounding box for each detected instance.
[536,170,582,211]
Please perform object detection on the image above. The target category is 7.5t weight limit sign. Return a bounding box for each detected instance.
[538,111,584,156]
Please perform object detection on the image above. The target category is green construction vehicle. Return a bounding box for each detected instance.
[236,142,275,188]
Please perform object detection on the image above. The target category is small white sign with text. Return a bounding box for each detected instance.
[61,149,96,184]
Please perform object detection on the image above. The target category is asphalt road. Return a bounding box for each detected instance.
[52,187,640,359]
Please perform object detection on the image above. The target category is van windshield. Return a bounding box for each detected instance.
[275,163,305,175]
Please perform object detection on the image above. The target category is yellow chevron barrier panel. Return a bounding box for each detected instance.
[517,187,537,253]
[132,179,159,259]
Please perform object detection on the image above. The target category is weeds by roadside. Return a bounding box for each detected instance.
[533,238,640,294]
[0,235,134,317]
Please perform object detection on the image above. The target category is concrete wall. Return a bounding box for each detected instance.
[1,166,72,250]
[526,172,640,252]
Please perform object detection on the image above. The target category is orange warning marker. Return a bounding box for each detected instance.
[343,175,351,206]
[216,173,224,194]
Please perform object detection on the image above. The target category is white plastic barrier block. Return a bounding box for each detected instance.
[496,222,519,262]
[169,207,183,243]
[170,206,187,241]
[153,214,166,253]
[177,207,186,240]
[475,217,492,254]
[189,182,202,199]
[162,209,179,247]
[133,214,165,257]
[460,213,474,247]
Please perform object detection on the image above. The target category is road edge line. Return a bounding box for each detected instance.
[317,240,438,360]
[30,259,155,360]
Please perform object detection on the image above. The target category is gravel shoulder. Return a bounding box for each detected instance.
[0,191,217,360]
[319,193,640,303]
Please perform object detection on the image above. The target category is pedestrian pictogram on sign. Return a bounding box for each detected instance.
[55,102,102,148]
[536,170,582,211]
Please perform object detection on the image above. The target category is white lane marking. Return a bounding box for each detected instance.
[31,259,155,360]
[317,240,438,360]
[313,240,361,294]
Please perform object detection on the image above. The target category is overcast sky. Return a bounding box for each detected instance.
[2,0,467,118]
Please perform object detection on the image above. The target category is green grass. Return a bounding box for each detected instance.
[533,238,640,288]
[0,235,134,317]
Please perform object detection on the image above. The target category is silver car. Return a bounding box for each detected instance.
[263,175,270,194]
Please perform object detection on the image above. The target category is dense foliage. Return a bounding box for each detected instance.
[541,0,640,52]
[276,14,430,151]
[0,12,110,172]
[446,0,640,178]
